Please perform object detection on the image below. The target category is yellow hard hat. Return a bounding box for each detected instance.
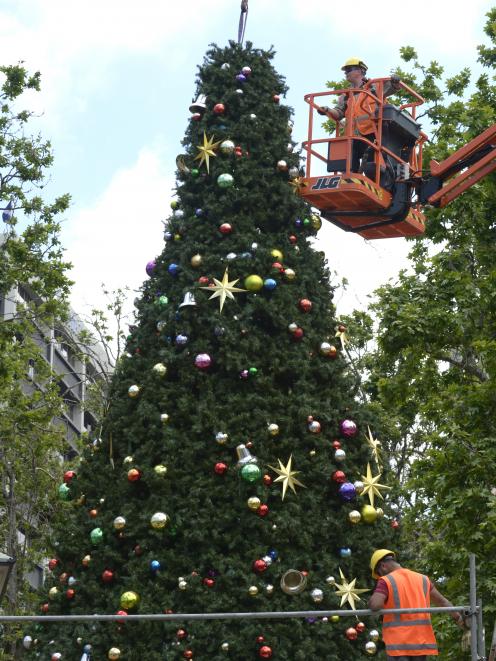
[342,58,368,72]
[370,549,395,579]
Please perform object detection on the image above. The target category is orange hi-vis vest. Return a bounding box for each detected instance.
[382,568,439,657]
[347,86,377,137]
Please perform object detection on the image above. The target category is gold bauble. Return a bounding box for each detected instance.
[160,413,170,424]
[284,268,296,281]
[331,615,340,622]
[311,213,322,230]
[113,516,126,530]
[190,253,203,268]
[326,575,336,586]
[348,510,362,524]
[178,580,188,590]
[270,249,284,261]
[221,642,230,652]
[128,385,140,398]
[152,362,167,376]
[108,648,121,660]
[354,480,364,494]
[150,512,169,529]
[361,504,378,524]
[247,496,261,511]
[120,591,139,610]
[376,507,384,518]
[154,464,168,477]
[82,554,91,567]
[248,585,259,596]
[319,341,332,355]
[123,456,134,464]
[48,587,59,599]
[267,423,280,437]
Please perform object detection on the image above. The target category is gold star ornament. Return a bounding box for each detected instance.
[290,176,307,195]
[194,131,222,173]
[365,426,382,467]
[199,268,246,312]
[268,455,305,500]
[360,462,391,508]
[333,568,369,610]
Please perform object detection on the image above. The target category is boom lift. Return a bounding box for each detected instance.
[299,79,496,239]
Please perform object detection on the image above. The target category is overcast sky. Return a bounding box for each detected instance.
[1,0,494,322]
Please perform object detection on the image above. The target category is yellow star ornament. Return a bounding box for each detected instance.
[360,462,391,508]
[268,455,305,500]
[289,176,307,195]
[199,268,246,312]
[194,132,222,173]
[334,568,369,610]
[365,426,382,467]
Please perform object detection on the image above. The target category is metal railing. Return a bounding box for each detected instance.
[0,554,484,660]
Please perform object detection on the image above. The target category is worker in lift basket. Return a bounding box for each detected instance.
[318,58,401,174]
[368,549,466,660]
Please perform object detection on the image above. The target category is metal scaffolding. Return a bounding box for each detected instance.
[0,554,485,660]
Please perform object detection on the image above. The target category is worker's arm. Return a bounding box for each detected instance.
[317,105,341,120]
[430,585,465,628]
[368,590,387,611]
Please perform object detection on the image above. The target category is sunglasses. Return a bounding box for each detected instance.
[344,66,362,73]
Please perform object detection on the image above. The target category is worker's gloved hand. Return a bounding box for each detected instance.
[317,105,330,116]
[390,73,401,87]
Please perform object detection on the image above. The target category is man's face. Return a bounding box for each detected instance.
[344,66,364,86]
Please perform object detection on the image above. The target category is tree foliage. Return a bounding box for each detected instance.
[0,64,72,658]
[354,9,496,657]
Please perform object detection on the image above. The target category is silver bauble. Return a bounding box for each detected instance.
[325,576,336,586]
[334,448,346,462]
[369,629,380,642]
[220,139,235,154]
[365,641,377,655]
[311,588,324,603]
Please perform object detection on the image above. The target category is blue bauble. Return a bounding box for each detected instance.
[195,208,204,217]
[164,231,173,241]
[150,560,161,572]
[340,547,352,558]
[338,482,356,502]
[168,263,180,276]
[264,278,277,291]
[175,334,188,346]
[295,218,303,228]
[268,549,278,561]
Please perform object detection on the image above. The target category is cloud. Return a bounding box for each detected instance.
[64,146,174,317]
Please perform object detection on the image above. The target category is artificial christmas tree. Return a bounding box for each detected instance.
[26,41,395,660]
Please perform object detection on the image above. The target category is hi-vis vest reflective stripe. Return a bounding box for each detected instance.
[382,568,439,657]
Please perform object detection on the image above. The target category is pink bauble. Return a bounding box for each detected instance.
[195,353,212,370]
[340,419,357,438]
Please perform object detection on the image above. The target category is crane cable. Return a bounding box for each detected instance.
[238,0,248,44]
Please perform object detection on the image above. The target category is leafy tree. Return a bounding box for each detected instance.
[354,9,496,658]
[0,64,72,658]
[26,42,396,660]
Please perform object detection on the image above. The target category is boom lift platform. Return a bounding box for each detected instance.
[299,79,496,239]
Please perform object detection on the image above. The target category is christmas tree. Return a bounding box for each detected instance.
[25,41,395,660]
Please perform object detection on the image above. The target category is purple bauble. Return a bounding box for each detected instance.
[195,353,212,370]
[146,260,156,276]
[240,369,249,379]
[195,208,204,217]
[295,218,303,228]
[338,482,356,502]
[340,419,358,438]
[175,334,188,346]
[236,73,247,83]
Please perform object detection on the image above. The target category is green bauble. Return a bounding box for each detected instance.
[58,483,71,501]
[156,295,169,307]
[244,274,263,291]
[241,464,262,483]
[217,173,234,188]
[191,168,200,178]
[90,527,104,545]
[120,591,139,610]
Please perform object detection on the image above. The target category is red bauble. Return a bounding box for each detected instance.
[41,603,49,613]
[332,470,346,483]
[271,261,283,273]
[203,577,215,587]
[256,636,265,643]
[257,504,269,517]
[289,234,297,244]
[63,470,76,483]
[48,558,58,571]
[89,508,98,518]
[66,588,75,599]
[219,223,232,235]
[299,298,312,312]
[259,646,273,659]
[338,324,347,333]
[116,609,128,623]
[102,569,114,583]
[273,94,280,103]
[391,518,400,529]
[213,103,225,114]
[253,559,268,573]
[292,327,304,340]
[127,468,141,482]
[177,628,188,640]
[356,621,366,633]
[183,651,193,660]
[234,146,243,157]
[328,345,338,358]
[332,440,342,450]
[345,627,358,640]
[301,570,309,576]
[198,276,210,285]
[214,462,228,475]
[262,474,272,486]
